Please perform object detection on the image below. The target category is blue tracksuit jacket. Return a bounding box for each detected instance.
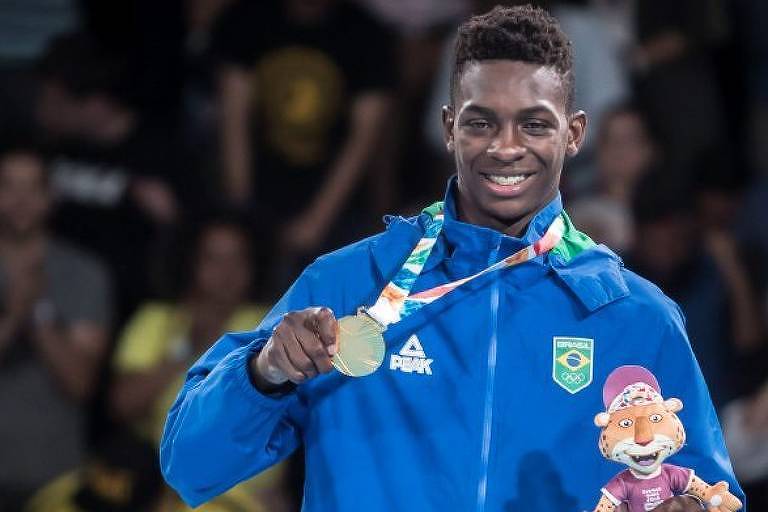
[160,183,744,511]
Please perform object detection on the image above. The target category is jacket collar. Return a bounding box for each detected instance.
[439,176,564,260]
[370,177,629,314]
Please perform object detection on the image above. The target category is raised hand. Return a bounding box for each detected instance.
[703,481,742,511]
[251,307,337,390]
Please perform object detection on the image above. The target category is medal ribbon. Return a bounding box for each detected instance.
[366,202,565,327]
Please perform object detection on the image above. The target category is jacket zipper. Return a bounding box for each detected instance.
[476,247,500,512]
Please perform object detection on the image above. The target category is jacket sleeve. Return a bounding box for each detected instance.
[159,264,325,507]
[653,303,747,509]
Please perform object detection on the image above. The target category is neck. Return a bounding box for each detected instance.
[455,192,556,238]
[458,207,533,238]
[500,212,537,238]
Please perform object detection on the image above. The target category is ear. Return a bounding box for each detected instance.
[566,110,587,157]
[664,398,683,413]
[442,105,455,153]
[594,412,610,427]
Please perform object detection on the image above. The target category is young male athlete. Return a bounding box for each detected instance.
[160,6,744,511]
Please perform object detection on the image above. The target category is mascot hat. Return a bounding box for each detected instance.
[602,365,662,413]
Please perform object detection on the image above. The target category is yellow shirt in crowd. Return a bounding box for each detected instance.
[27,302,290,512]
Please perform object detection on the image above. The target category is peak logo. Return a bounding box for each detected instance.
[390,335,433,375]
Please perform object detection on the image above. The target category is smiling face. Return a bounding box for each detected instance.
[443,60,586,236]
[597,401,686,475]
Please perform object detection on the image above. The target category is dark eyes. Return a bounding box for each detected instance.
[522,120,550,133]
[466,119,491,130]
[461,118,552,134]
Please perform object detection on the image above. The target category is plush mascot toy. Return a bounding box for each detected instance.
[592,365,742,512]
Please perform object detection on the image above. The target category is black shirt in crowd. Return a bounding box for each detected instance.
[212,0,395,217]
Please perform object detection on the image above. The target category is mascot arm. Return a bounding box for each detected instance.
[593,494,618,512]
[685,476,743,511]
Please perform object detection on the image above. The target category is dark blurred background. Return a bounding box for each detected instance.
[0,0,767,510]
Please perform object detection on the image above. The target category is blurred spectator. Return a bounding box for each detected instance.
[567,198,633,254]
[566,103,657,253]
[35,33,202,322]
[355,0,466,102]
[0,144,111,509]
[108,217,291,511]
[631,0,728,175]
[110,217,263,440]
[567,102,657,201]
[552,0,630,153]
[691,149,766,364]
[723,377,768,510]
[592,103,656,203]
[213,0,394,294]
[693,149,747,233]
[25,431,163,512]
[182,0,237,194]
[625,173,763,408]
[0,0,80,134]
[355,0,468,217]
[356,0,467,35]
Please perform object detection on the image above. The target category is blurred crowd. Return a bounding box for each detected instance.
[0,0,767,510]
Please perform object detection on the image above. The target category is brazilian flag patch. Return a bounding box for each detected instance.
[552,337,594,394]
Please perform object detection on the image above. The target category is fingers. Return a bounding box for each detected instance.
[310,307,338,356]
[255,341,290,386]
[260,334,312,385]
[295,322,335,374]
[276,340,313,384]
[720,492,742,511]
[266,308,336,384]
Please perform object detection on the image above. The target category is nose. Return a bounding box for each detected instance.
[634,417,653,446]
[487,123,525,162]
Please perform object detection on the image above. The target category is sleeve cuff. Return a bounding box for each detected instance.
[683,469,696,494]
[600,488,622,506]
[235,337,297,402]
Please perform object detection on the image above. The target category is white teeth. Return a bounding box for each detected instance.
[486,174,529,186]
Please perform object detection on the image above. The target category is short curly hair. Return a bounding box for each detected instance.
[451,4,574,111]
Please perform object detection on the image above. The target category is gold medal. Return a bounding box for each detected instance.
[332,310,386,377]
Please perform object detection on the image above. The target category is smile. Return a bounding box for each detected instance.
[482,173,533,186]
[629,451,661,467]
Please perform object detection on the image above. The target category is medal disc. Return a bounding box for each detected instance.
[332,313,386,377]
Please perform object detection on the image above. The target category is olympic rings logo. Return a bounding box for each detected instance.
[561,371,585,384]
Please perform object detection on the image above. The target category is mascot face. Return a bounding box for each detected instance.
[595,399,686,475]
